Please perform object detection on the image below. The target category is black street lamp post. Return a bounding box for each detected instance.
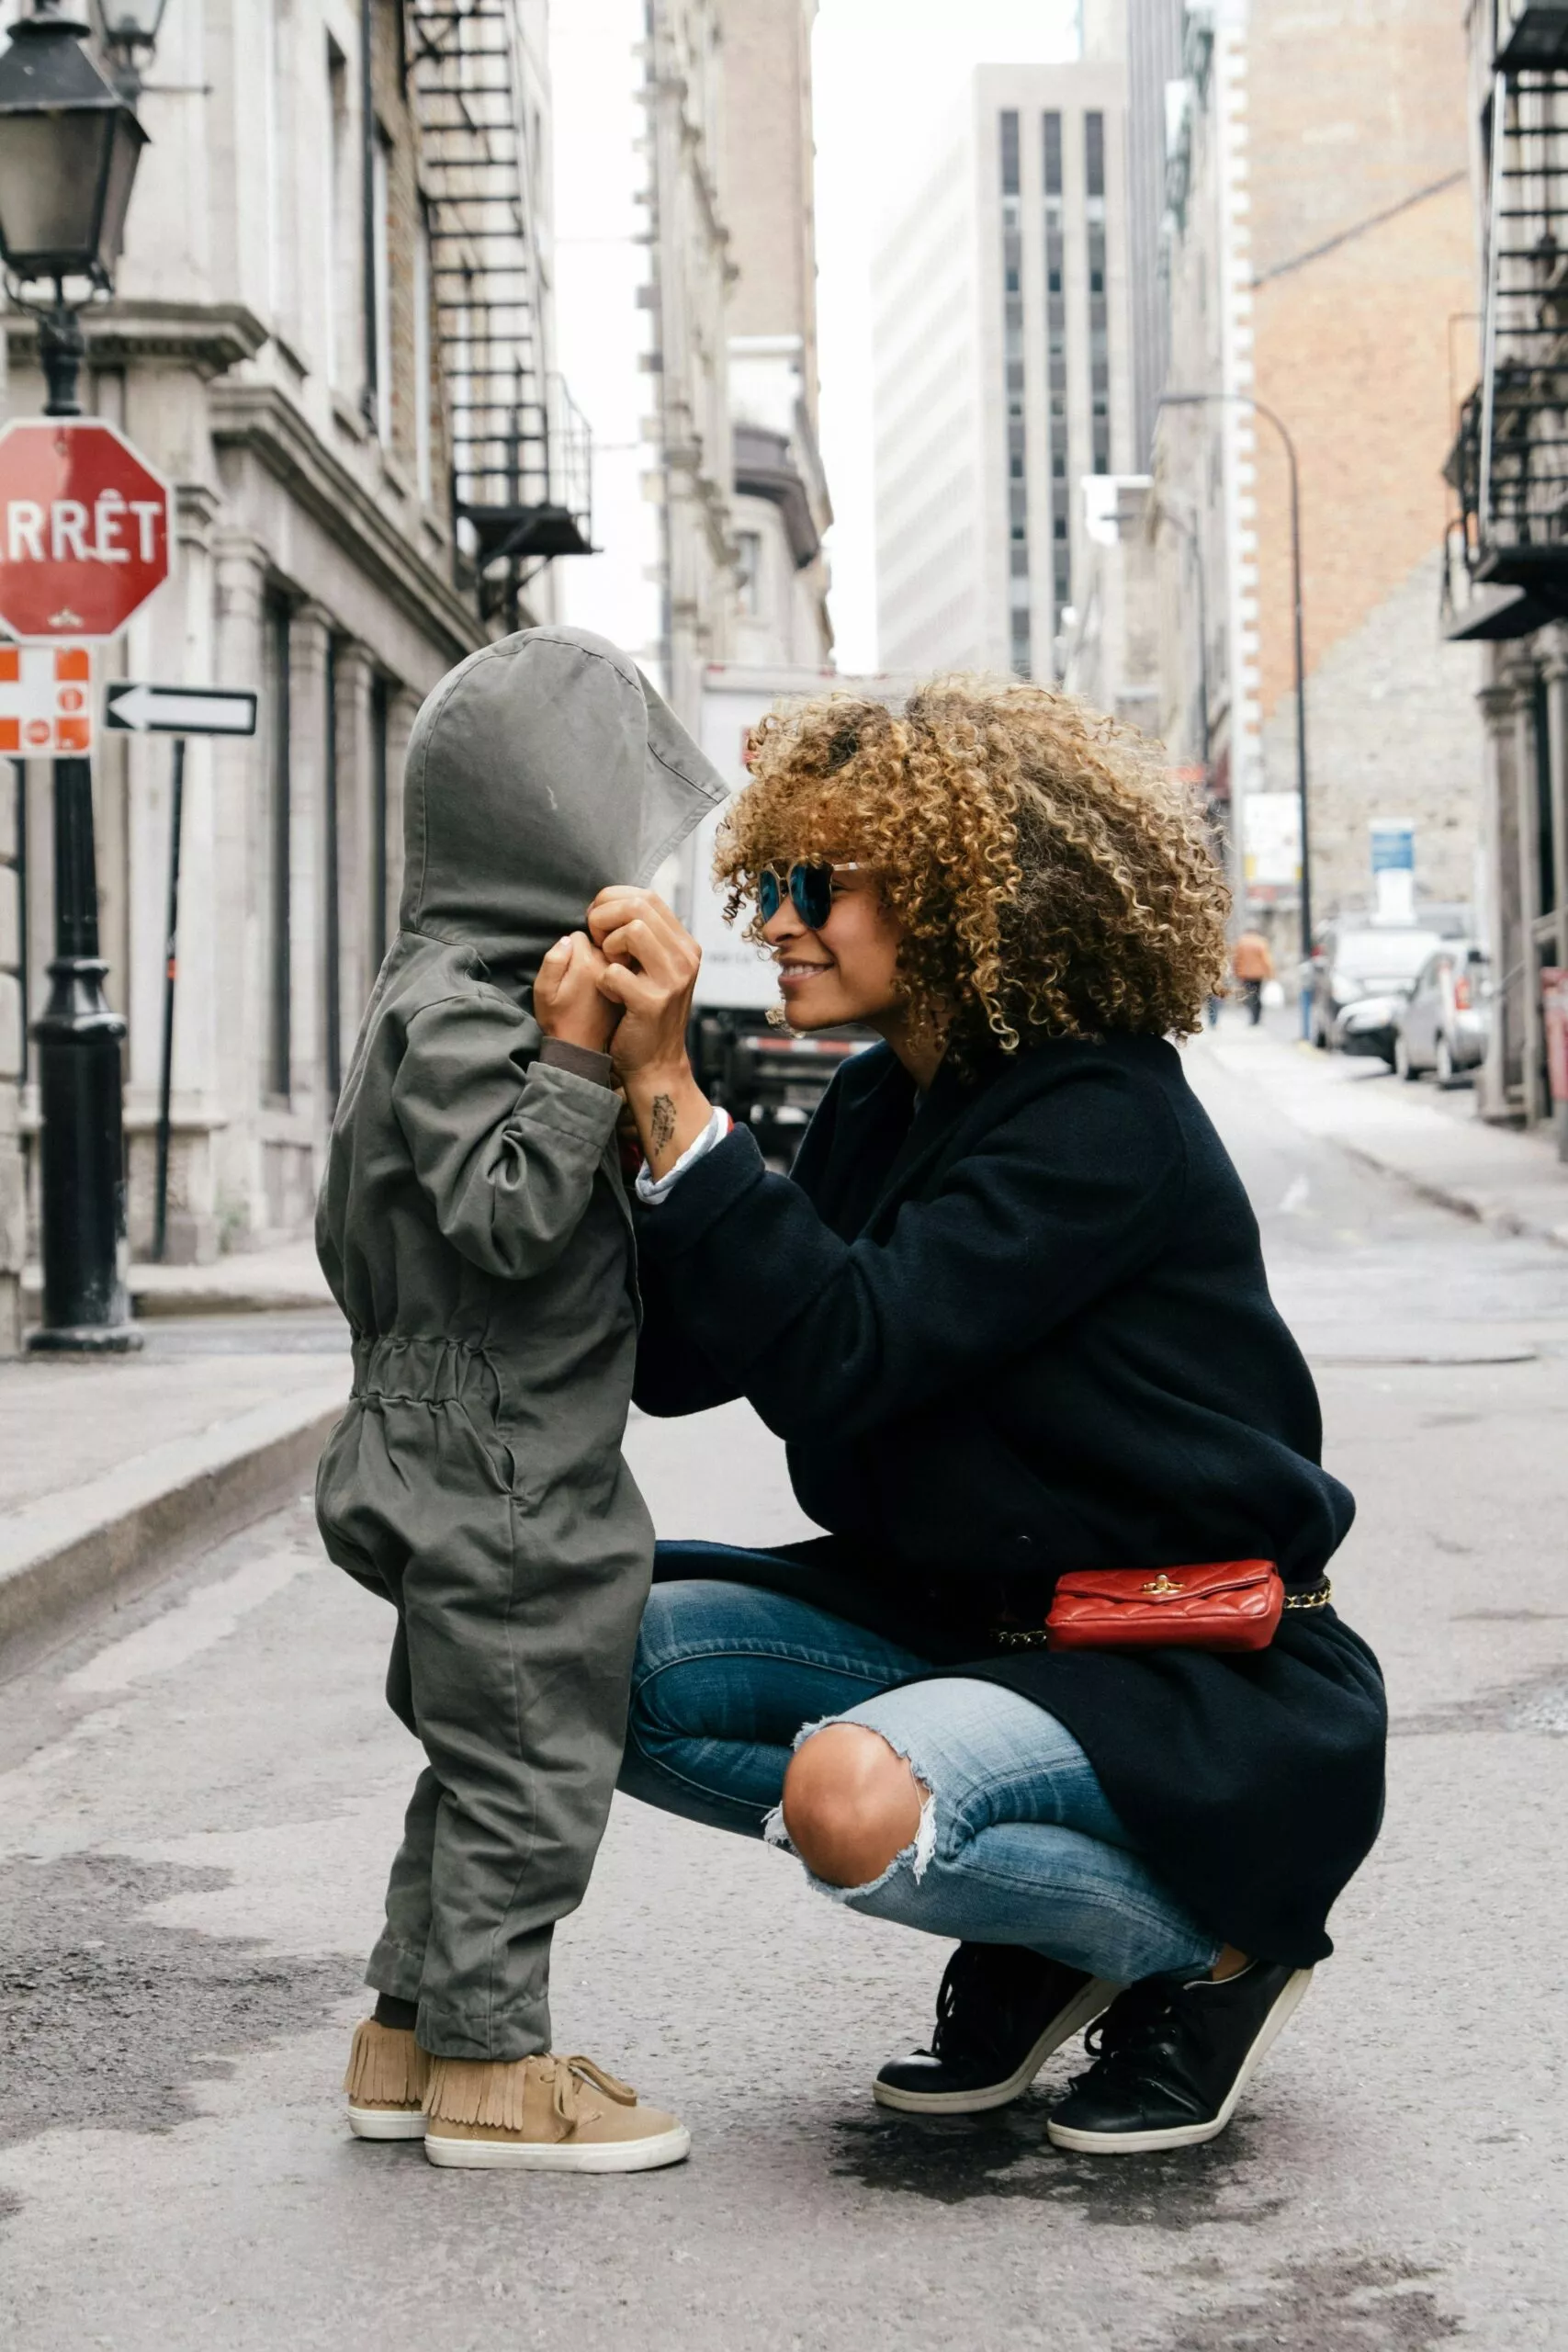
[1159,390,1314,1029]
[0,2,152,1348]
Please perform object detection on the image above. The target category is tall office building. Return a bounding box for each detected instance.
[873,62,1134,680]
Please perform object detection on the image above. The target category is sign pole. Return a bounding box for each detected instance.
[152,736,186,1265]
[29,752,139,1350]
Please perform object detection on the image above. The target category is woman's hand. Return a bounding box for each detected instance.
[534,931,619,1057]
[588,887,713,1176]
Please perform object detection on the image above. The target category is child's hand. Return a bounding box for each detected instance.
[535,932,620,1056]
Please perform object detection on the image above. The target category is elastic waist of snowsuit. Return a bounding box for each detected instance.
[349,1334,502,1415]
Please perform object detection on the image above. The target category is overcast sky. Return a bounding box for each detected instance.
[813,0,1079,669]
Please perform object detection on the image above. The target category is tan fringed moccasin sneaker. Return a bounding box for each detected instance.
[423,2052,691,2173]
[344,2018,430,2140]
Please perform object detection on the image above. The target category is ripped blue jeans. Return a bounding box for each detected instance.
[618,1563,1219,1985]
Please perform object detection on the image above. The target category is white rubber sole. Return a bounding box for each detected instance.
[1045,1966,1314,2154]
[423,2123,693,2173]
[347,2104,427,2142]
[872,1976,1122,2116]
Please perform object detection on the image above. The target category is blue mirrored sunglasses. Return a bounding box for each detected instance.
[757,860,862,930]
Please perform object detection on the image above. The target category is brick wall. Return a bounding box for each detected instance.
[1259,547,1484,920]
[1245,0,1483,905]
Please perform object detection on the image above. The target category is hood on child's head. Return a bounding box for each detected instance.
[399,626,727,980]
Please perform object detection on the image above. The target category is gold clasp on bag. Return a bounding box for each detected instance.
[1139,1573,1185,1598]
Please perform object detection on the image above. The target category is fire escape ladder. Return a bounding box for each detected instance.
[404,0,592,608]
[1445,16,1568,636]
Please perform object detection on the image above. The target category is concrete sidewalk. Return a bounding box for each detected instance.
[2,1250,347,1662]
[23,1237,334,1319]
[1197,1021,1568,1248]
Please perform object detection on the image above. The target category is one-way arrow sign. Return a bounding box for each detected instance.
[106,682,258,736]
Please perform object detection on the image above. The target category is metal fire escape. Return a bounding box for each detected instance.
[1445,4,1568,639]
[404,0,592,616]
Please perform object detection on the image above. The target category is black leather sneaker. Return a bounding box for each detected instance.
[874,1941,1120,2115]
[1045,1959,1314,2154]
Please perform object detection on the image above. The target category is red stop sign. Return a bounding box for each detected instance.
[0,419,173,642]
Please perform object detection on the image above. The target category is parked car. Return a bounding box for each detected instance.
[1307,920,1460,1057]
[1334,993,1409,1065]
[1392,943,1492,1087]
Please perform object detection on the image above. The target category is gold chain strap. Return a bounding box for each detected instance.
[1282,1581,1333,1611]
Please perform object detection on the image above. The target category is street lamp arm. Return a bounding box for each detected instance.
[1160,387,1299,479]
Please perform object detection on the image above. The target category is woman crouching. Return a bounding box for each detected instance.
[591,676,1386,2154]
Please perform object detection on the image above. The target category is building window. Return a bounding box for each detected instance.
[736,530,763,617]
[323,639,341,1106]
[413,202,434,502]
[263,0,292,329]
[1043,109,1063,198]
[1043,112,1069,665]
[371,123,393,443]
[370,673,391,968]
[265,594,292,1099]
[325,38,353,392]
[1000,111,1027,677]
[1086,111,1111,478]
[1000,108,1021,198]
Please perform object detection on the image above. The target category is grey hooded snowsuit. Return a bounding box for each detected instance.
[314,626,724,2062]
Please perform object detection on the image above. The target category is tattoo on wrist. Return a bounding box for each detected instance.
[650,1093,677,1155]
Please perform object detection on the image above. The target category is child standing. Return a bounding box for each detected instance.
[314,626,724,2169]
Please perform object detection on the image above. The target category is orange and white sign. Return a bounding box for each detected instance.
[0,642,92,753]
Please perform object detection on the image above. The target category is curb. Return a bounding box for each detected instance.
[1331,1143,1568,1251]
[0,1385,344,1663]
[1200,1035,1568,1253]
[130,1285,334,1319]
[22,1272,334,1320]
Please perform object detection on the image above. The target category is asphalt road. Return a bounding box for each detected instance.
[2,1030,1565,2350]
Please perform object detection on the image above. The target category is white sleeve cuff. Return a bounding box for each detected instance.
[635,1104,735,1204]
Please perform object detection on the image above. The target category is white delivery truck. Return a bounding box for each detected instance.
[681,662,911,1159]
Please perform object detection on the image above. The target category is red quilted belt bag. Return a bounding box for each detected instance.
[1043,1559,1293,1654]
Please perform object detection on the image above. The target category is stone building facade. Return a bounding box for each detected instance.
[1154,0,1484,950]
[3,0,574,1302]
[874,59,1136,682]
[1061,476,1161,737]
[721,0,832,670]
[639,0,739,728]
[1440,2,1568,1141]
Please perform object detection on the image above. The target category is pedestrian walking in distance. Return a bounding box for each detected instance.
[594,678,1386,2155]
[315,628,723,2169]
[1232,927,1274,1025]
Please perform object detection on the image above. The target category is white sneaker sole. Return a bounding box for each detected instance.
[423,2123,692,2173]
[347,2104,427,2141]
[873,1976,1122,2116]
[1045,1966,1314,2154]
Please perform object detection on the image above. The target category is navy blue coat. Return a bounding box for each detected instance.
[633,1035,1386,1965]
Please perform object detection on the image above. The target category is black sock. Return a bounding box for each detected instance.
[373,1992,419,2033]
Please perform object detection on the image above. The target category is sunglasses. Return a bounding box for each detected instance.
[756,861,863,930]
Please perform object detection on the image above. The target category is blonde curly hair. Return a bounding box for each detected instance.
[716,674,1230,1057]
